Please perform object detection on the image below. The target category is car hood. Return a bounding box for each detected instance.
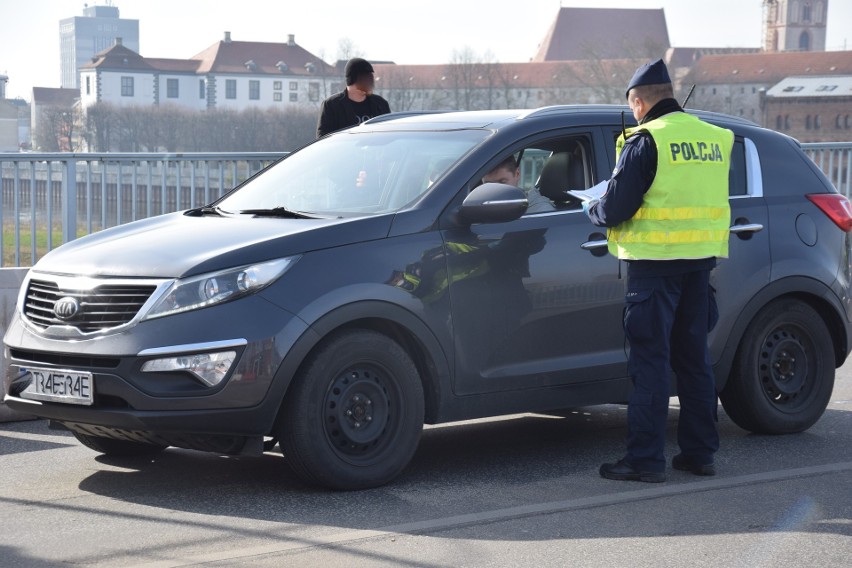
[33,212,394,278]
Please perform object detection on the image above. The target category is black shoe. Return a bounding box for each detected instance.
[599,459,666,483]
[672,454,716,476]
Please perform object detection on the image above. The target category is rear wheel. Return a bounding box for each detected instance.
[278,329,424,490]
[721,299,835,434]
[72,432,168,457]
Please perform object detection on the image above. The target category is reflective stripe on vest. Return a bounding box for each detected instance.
[607,112,734,260]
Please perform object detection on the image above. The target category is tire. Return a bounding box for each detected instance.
[721,298,835,434]
[278,329,425,490]
[72,432,168,457]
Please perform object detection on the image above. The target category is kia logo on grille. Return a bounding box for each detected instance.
[53,297,80,320]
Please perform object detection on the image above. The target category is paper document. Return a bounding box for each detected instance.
[566,180,608,202]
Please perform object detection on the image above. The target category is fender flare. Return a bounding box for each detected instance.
[267,300,451,428]
[713,276,849,391]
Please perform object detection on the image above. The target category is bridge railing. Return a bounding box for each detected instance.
[802,142,852,199]
[0,152,285,267]
[0,143,850,267]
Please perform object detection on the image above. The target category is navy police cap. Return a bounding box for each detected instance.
[625,59,671,99]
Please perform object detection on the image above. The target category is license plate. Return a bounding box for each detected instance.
[20,368,94,406]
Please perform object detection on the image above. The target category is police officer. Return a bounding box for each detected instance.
[584,59,733,482]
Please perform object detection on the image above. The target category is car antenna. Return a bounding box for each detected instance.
[621,110,627,140]
[682,84,696,108]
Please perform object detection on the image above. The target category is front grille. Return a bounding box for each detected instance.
[24,278,157,333]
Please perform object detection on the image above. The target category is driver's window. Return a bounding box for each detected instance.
[517,136,595,214]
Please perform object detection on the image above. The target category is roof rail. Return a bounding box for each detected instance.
[362,110,455,125]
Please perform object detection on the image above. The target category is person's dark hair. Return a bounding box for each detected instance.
[493,154,518,172]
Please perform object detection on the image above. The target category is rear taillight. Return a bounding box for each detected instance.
[806,193,852,232]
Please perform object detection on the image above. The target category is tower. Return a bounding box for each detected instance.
[762,0,828,52]
[59,4,139,89]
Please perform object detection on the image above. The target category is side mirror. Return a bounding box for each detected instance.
[458,183,528,224]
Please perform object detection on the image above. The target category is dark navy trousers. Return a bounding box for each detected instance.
[623,268,720,472]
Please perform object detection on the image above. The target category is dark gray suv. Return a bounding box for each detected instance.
[4,106,851,489]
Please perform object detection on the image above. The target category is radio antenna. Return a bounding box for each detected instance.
[682,84,696,108]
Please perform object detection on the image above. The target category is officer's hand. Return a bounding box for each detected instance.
[581,199,599,216]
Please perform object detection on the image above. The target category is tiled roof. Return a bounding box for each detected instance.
[533,7,670,62]
[80,43,154,72]
[79,36,336,78]
[685,50,852,84]
[32,87,79,105]
[373,60,641,89]
[191,38,336,76]
[665,47,760,69]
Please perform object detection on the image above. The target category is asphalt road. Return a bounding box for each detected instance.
[2,363,851,567]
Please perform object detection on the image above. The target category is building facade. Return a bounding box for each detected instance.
[60,4,140,89]
[79,33,340,113]
[762,75,852,142]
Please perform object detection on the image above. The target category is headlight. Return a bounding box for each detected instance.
[142,257,298,320]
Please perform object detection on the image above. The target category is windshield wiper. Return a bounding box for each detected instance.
[238,207,319,219]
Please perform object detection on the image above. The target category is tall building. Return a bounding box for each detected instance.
[762,0,828,52]
[59,4,139,89]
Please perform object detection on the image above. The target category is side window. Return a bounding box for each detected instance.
[729,138,747,196]
[471,135,596,216]
[520,136,595,214]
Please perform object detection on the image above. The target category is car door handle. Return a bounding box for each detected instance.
[730,223,764,234]
[580,239,608,250]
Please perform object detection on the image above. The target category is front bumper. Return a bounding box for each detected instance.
[3,295,310,447]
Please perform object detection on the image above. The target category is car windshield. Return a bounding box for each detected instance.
[217,130,489,216]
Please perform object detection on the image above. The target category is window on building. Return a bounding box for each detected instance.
[776,115,783,130]
[290,81,298,91]
[740,87,745,94]
[785,115,791,129]
[802,3,811,21]
[816,85,837,92]
[273,81,282,91]
[309,82,320,102]
[837,115,844,129]
[799,31,810,51]
[815,1,825,23]
[167,78,179,98]
[199,79,205,99]
[814,115,821,129]
[712,87,717,95]
[249,80,260,100]
[85,76,91,95]
[805,115,812,130]
[226,79,237,99]
[845,115,851,129]
[274,92,282,102]
[121,76,134,97]
[290,92,298,102]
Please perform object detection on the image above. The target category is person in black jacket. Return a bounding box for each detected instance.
[316,58,391,138]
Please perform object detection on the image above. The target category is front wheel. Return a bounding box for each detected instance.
[720,299,835,434]
[278,329,425,490]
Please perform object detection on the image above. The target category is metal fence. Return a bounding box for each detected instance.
[0,152,285,267]
[802,142,852,198]
[0,143,850,268]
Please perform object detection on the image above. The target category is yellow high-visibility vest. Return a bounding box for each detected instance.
[607,112,734,260]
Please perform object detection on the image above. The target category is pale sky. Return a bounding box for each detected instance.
[2,0,851,101]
